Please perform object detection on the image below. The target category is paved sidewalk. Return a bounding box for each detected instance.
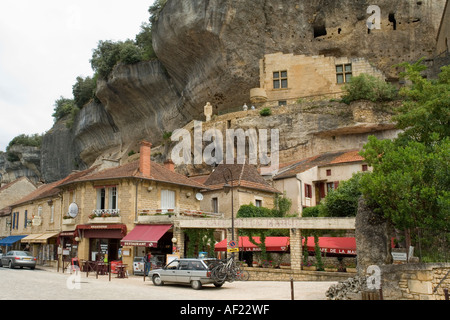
[32,265,335,300]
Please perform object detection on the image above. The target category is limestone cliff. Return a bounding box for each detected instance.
[37,0,446,182]
[0,145,41,185]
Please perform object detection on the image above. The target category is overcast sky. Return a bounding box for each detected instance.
[0,0,153,152]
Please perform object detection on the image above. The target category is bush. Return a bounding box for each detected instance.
[52,97,78,122]
[72,76,97,108]
[341,73,398,104]
[259,107,272,116]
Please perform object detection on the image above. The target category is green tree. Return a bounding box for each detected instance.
[52,96,78,122]
[148,0,167,25]
[135,22,157,61]
[321,173,364,217]
[341,73,398,104]
[359,62,450,261]
[237,204,275,261]
[394,61,450,145]
[72,76,98,108]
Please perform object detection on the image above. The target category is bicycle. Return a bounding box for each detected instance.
[235,269,250,281]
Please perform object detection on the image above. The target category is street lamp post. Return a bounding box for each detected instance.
[223,167,235,258]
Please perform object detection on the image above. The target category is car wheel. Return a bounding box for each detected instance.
[191,280,202,290]
[214,282,224,288]
[152,275,164,286]
[30,267,35,270]
[9,261,14,269]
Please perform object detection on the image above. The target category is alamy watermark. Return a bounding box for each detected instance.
[170,121,280,174]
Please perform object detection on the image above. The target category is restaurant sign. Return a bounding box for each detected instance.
[121,241,158,247]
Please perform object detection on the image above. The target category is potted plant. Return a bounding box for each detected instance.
[345,262,357,273]
[324,264,338,272]
[280,263,291,269]
[302,262,317,271]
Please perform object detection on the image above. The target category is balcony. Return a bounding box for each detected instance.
[89,209,121,224]
[137,208,223,224]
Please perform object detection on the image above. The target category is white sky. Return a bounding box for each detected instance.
[0,0,153,152]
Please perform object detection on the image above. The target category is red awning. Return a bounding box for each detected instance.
[76,224,127,239]
[121,224,172,248]
[303,237,356,255]
[215,236,290,252]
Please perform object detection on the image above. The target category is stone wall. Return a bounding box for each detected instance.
[244,267,353,282]
[380,263,450,300]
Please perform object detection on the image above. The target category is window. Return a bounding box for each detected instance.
[161,189,176,213]
[273,71,288,89]
[212,197,218,213]
[326,182,340,195]
[12,212,19,230]
[255,199,262,207]
[362,164,369,172]
[24,210,28,229]
[109,187,118,210]
[97,188,106,210]
[304,184,313,198]
[336,64,352,84]
[326,169,332,176]
[278,100,287,106]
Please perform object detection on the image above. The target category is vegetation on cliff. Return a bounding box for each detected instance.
[51,2,163,125]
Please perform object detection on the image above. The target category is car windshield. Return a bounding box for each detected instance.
[16,251,32,257]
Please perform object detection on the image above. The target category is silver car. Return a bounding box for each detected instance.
[1,251,36,269]
[149,258,224,290]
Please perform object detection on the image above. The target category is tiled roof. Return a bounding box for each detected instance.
[63,160,206,189]
[274,150,365,180]
[11,166,99,207]
[0,177,36,194]
[203,164,280,194]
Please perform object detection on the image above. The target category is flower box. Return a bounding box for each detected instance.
[89,217,122,224]
[346,267,357,273]
[324,267,338,272]
[63,218,76,225]
[302,266,317,271]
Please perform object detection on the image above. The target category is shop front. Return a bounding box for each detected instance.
[121,224,173,272]
[76,224,127,263]
[58,231,78,261]
[0,235,27,252]
[21,233,59,266]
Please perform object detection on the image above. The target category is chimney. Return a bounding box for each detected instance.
[139,141,152,177]
[164,159,175,172]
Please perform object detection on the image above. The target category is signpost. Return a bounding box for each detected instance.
[227,240,239,253]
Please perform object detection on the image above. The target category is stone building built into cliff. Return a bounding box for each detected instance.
[250,53,386,107]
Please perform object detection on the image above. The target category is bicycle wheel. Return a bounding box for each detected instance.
[239,270,250,281]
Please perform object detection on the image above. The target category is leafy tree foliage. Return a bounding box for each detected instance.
[360,62,450,261]
[52,96,78,122]
[237,195,292,260]
[72,76,98,108]
[341,73,398,104]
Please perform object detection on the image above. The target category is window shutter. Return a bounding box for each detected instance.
[161,190,175,212]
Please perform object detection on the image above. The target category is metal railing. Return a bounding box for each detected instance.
[138,207,223,218]
[91,209,121,217]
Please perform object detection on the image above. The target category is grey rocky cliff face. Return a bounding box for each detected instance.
[0,146,41,185]
[37,0,444,182]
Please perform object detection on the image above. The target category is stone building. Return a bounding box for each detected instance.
[272,150,370,215]
[0,177,37,240]
[250,52,386,106]
[5,169,97,265]
[55,141,207,272]
[200,163,281,216]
